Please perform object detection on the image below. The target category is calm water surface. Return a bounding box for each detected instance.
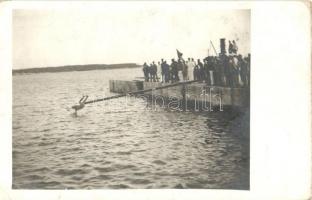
[13,68,249,189]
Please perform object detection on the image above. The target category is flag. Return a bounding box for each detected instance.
[176,49,183,59]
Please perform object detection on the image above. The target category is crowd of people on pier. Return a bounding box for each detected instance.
[142,40,250,87]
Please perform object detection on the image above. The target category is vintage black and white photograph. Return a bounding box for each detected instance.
[12,4,250,189]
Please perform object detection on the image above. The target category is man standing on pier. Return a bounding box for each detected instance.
[186,58,194,80]
[232,40,238,54]
[197,59,205,82]
[193,63,200,81]
[161,59,165,83]
[157,61,161,82]
[238,55,247,87]
[228,40,233,54]
[190,58,196,80]
[143,62,149,82]
[178,59,187,81]
[150,61,157,82]
[162,60,170,83]
[171,59,179,82]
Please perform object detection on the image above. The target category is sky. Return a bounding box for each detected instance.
[13,4,250,69]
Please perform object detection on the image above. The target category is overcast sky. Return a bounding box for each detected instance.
[13,4,250,69]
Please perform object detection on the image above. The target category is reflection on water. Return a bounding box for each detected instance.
[13,69,249,189]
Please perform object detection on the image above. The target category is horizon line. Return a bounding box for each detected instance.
[12,62,141,71]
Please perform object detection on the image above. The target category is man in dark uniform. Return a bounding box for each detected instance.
[245,54,250,86]
[151,61,157,82]
[161,60,170,83]
[228,40,233,54]
[224,55,231,86]
[228,56,238,87]
[161,59,165,83]
[149,62,153,82]
[232,40,238,54]
[203,59,210,84]
[143,62,149,81]
[197,59,204,82]
[193,64,199,81]
[170,59,179,82]
[238,55,247,87]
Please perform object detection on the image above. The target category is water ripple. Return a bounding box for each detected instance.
[13,69,249,189]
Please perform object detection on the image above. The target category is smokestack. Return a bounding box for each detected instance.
[220,38,226,55]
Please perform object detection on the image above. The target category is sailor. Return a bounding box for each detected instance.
[170,59,179,82]
[208,58,215,86]
[190,58,196,80]
[179,59,187,81]
[197,59,205,82]
[72,95,88,115]
[228,40,233,54]
[246,54,250,86]
[152,61,158,82]
[143,62,149,82]
[224,55,232,86]
[238,55,247,87]
[177,59,184,81]
[161,59,165,83]
[193,63,200,81]
[233,55,239,86]
[162,60,170,83]
[204,59,209,84]
[157,61,161,82]
[150,62,157,82]
[204,58,214,85]
[186,58,192,80]
[148,63,153,82]
[228,56,238,87]
[232,40,238,54]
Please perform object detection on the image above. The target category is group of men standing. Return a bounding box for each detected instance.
[142,61,159,82]
[142,46,250,87]
[228,40,238,54]
[192,54,250,87]
[142,59,186,83]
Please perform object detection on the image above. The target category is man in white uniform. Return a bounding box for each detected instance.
[157,61,161,82]
[187,58,196,80]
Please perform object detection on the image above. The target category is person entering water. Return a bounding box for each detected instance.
[72,95,88,115]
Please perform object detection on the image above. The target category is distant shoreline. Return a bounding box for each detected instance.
[12,63,141,75]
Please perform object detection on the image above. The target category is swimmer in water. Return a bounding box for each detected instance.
[72,95,88,115]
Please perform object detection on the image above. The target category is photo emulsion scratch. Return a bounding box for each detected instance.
[12,7,250,189]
